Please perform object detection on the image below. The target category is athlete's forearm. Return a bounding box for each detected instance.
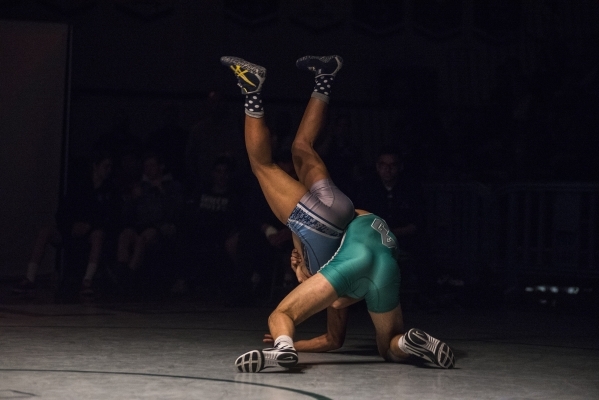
[294,333,341,352]
[295,307,348,352]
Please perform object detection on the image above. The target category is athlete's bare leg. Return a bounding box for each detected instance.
[292,55,344,188]
[220,56,312,224]
[370,306,456,368]
[244,115,310,223]
[267,272,338,340]
[235,271,339,372]
[368,306,410,362]
[291,98,330,189]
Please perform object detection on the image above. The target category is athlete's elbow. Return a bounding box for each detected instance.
[327,335,345,350]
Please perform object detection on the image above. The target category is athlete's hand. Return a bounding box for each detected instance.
[291,249,312,283]
[263,333,274,344]
[296,263,312,283]
[290,248,302,271]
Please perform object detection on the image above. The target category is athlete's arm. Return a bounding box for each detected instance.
[294,306,349,352]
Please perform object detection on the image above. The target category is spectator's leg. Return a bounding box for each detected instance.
[25,226,62,283]
[117,228,137,264]
[129,227,158,270]
[82,229,104,284]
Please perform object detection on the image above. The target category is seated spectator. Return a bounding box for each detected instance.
[13,151,121,300]
[354,147,429,305]
[112,152,184,293]
[113,147,142,203]
[173,155,244,299]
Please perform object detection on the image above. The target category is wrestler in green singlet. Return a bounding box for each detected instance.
[319,213,401,313]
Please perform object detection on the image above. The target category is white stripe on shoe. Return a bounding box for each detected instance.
[235,347,298,373]
[402,328,455,369]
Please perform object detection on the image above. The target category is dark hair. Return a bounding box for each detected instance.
[377,145,403,161]
[213,155,237,172]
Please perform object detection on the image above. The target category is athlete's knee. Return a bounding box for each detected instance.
[249,159,276,176]
[291,138,315,159]
[268,304,295,326]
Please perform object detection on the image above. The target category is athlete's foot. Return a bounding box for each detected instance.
[220,56,266,94]
[402,328,455,369]
[235,347,298,372]
[296,55,343,77]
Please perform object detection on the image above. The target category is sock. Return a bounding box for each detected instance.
[244,92,264,118]
[274,335,295,350]
[26,262,38,282]
[311,75,335,104]
[398,334,408,353]
[83,262,98,281]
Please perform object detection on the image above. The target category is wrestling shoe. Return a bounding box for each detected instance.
[402,328,455,369]
[296,55,343,77]
[220,56,266,94]
[235,347,298,372]
[11,278,36,295]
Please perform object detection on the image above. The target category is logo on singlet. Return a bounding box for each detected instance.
[371,218,397,249]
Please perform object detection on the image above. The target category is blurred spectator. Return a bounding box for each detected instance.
[113,152,184,294]
[173,155,244,299]
[354,146,429,305]
[227,150,297,305]
[14,151,121,300]
[186,89,246,193]
[113,147,142,202]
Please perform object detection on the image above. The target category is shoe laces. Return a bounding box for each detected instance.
[229,65,257,88]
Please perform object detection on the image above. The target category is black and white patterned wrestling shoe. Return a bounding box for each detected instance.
[220,56,266,94]
[235,347,299,373]
[296,55,343,77]
[403,328,455,369]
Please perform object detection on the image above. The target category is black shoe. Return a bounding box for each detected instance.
[296,55,343,77]
[220,56,266,94]
[11,278,36,295]
[235,347,298,372]
[403,328,455,369]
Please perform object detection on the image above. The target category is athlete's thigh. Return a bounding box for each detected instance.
[275,273,338,326]
[368,306,405,355]
[252,164,308,224]
[292,97,330,188]
[292,145,330,190]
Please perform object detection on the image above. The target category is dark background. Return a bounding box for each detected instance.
[1,0,598,308]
